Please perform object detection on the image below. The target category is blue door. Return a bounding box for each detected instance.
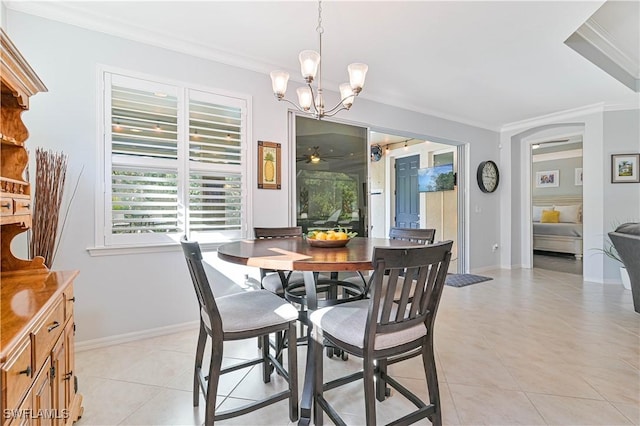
[395,155,420,228]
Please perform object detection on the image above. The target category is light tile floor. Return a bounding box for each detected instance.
[75,268,639,425]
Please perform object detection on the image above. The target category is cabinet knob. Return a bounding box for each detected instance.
[19,366,32,376]
[48,321,61,332]
[1,202,10,209]
[68,297,76,302]
[63,371,73,381]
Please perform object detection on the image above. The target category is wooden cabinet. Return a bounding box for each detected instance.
[0,31,82,426]
[1,272,83,426]
[0,28,47,272]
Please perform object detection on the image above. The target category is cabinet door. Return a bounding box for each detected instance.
[51,336,65,425]
[63,319,76,419]
[31,360,52,426]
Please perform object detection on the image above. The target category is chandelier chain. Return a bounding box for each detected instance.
[317,1,324,34]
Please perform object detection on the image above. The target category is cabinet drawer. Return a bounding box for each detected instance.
[2,337,32,417]
[0,197,12,215]
[13,198,30,215]
[32,299,65,369]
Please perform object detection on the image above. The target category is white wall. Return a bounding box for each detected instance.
[602,109,640,281]
[6,10,500,342]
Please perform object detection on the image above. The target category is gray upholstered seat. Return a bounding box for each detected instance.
[310,299,426,350]
[181,237,299,424]
[261,271,305,295]
[310,241,453,426]
[211,290,298,333]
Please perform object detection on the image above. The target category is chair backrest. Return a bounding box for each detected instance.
[365,241,452,351]
[254,226,303,239]
[389,227,436,245]
[181,237,222,336]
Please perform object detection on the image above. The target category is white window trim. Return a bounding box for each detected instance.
[91,65,253,256]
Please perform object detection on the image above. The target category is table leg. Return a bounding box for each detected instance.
[299,271,318,426]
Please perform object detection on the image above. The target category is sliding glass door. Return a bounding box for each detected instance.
[295,116,368,237]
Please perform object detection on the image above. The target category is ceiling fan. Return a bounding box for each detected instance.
[296,146,340,164]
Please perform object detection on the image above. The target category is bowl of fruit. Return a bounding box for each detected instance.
[305,229,358,248]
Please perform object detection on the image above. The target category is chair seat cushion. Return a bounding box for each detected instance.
[214,290,299,333]
[310,299,426,350]
[262,271,305,294]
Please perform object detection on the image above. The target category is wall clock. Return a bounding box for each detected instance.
[477,160,499,193]
[370,145,382,162]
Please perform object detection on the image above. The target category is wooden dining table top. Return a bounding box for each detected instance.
[217,236,420,272]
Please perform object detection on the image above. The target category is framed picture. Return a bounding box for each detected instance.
[257,141,281,189]
[535,170,559,188]
[574,168,583,186]
[611,154,639,183]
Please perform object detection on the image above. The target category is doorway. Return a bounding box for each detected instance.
[370,132,461,273]
[294,116,368,237]
[530,138,583,276]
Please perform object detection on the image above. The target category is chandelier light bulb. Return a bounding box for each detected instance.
[348,63,368,93]
[270,71,290,98]
[339,83,355,108]
[299,50,320,82]
[297,86,313,110]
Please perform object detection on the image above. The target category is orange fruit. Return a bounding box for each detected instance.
[336,232,348,240]
[316,232,327,240]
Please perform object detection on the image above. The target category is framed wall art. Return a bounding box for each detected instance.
[611,153,639,183]
[574,168,583,186]
[258,141,281,189]
[535,170,559,188]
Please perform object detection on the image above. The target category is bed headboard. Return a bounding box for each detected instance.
[532,195,583,207]
[532,195,583,223]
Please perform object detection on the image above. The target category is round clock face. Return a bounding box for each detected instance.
[477,160,499,193]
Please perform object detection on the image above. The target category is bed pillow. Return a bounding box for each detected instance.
[532,205,550,222]
[554,204,581,223]
[540,210,560,223]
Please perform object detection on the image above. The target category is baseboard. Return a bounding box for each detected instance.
[470,264,502,274]
[76,320,199,352]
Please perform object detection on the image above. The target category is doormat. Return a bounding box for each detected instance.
[445,273,493,288]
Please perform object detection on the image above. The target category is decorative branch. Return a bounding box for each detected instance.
[29,148,68,268]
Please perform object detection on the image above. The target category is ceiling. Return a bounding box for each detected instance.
[6,1,639,130]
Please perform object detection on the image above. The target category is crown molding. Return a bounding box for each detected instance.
[578,19,640,79]
[500,103,605,133]
[6,1,502,133]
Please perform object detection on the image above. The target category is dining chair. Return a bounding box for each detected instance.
[346,227,437,291]
[180,237,299,424]
[389,227,436,245]
[254,226,305,296]
[310,241,453,426]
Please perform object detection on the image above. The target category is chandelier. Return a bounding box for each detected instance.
[270,1,368,119]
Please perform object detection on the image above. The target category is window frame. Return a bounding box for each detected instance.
[93,66,252,254]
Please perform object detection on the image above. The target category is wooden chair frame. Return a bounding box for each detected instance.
[181,238,298,424]
[311,241,452,426]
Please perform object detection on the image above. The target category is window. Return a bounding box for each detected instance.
[99,71,250,248]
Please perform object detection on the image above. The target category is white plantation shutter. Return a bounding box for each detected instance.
[103,71,248,246]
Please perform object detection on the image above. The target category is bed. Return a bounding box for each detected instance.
[532,196,583,259]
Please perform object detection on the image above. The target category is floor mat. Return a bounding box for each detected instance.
[445,273,493,287]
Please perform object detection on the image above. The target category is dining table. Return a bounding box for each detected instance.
[217,236,422,425]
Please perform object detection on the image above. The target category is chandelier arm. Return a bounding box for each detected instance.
[322,106,349,118]
[275,96,312,114]
[323,93,359,115]
[307,83,321,116]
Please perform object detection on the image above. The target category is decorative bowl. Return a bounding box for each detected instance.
[306,237,352,248]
